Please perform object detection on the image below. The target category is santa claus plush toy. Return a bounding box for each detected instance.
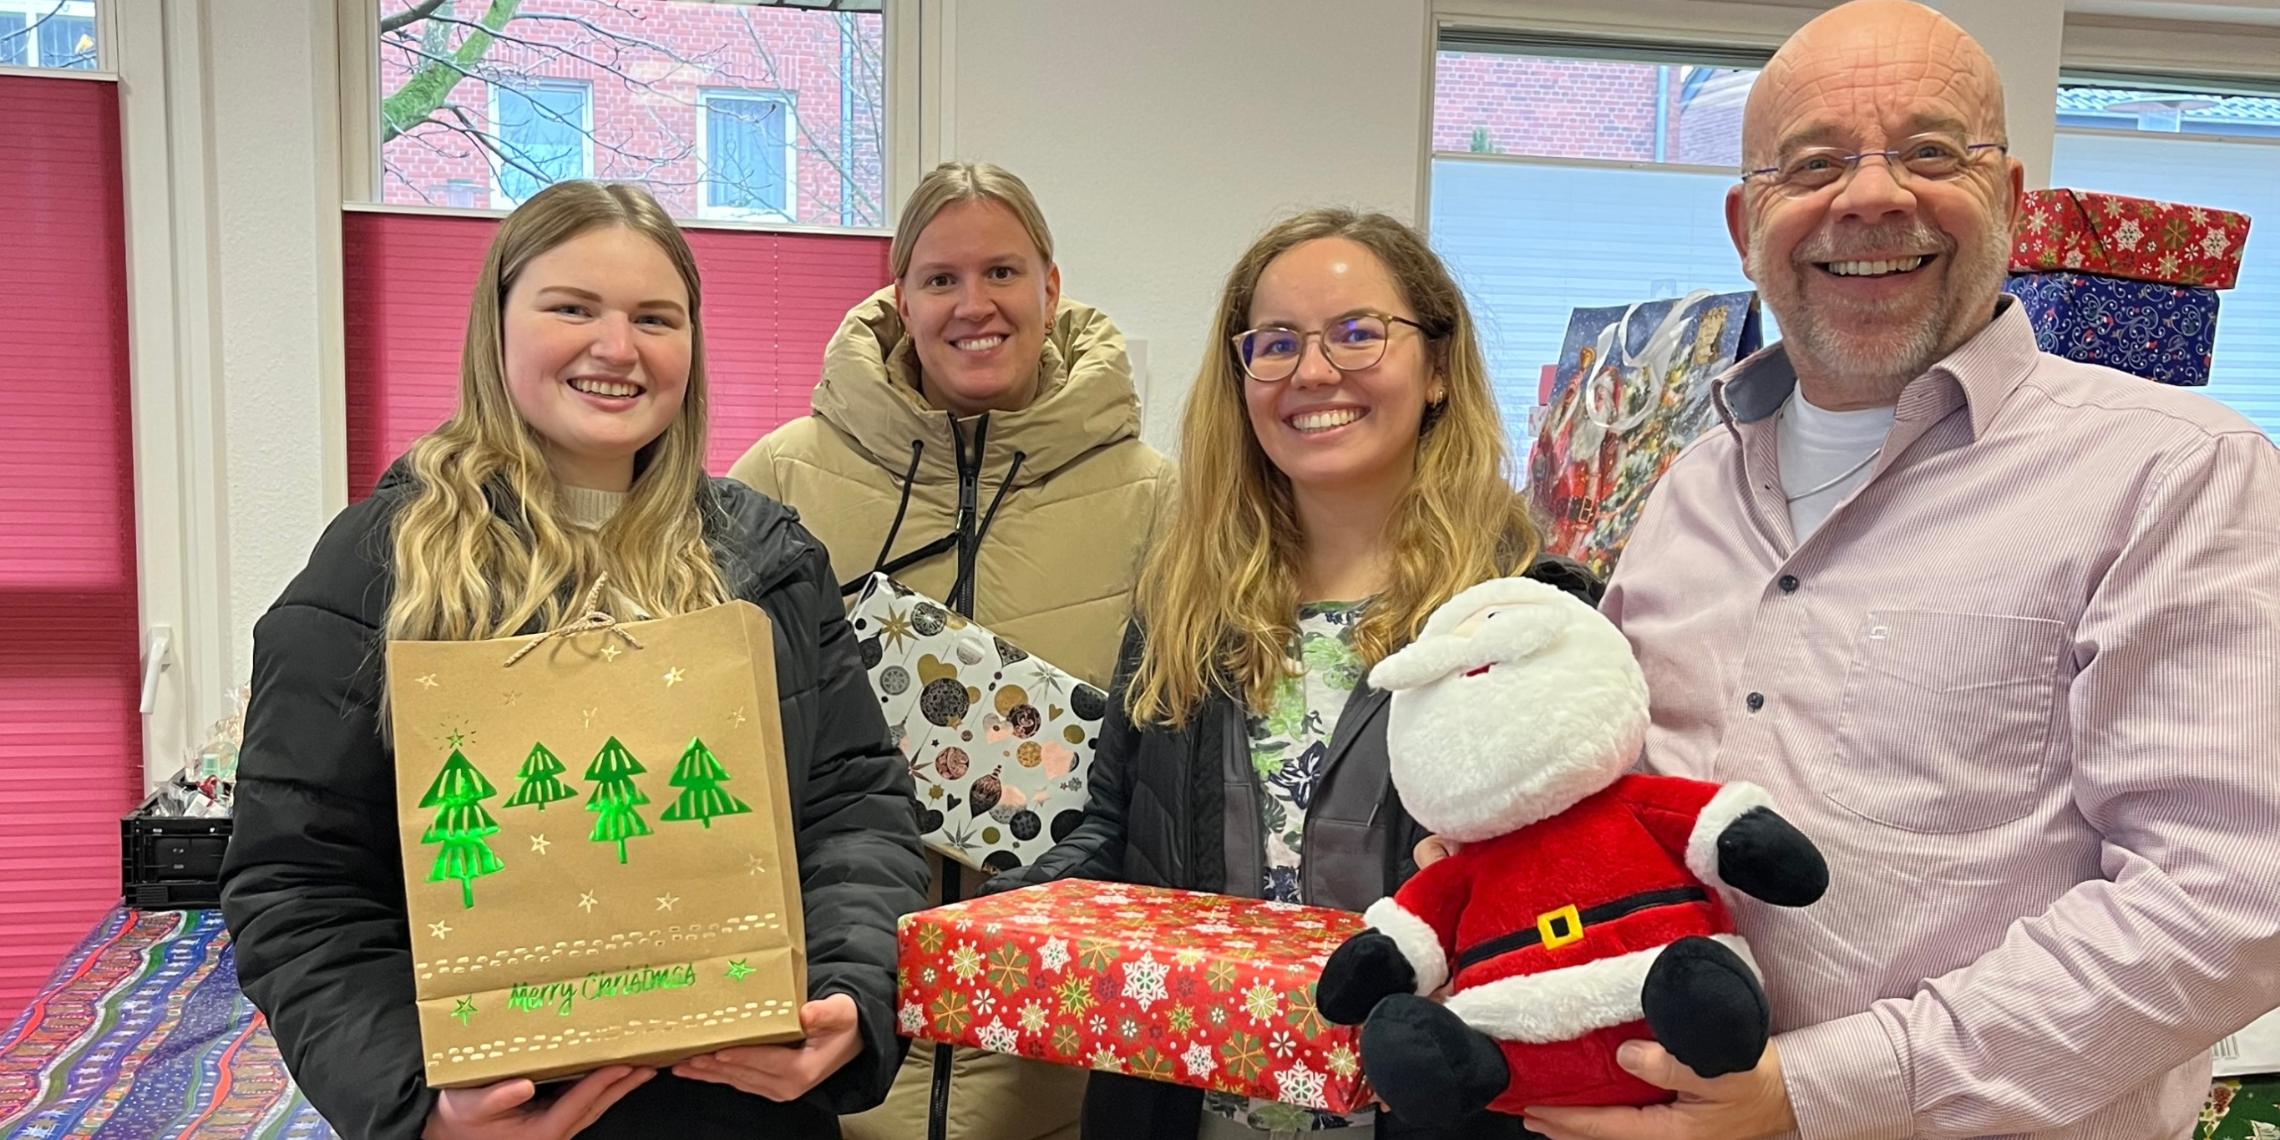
[1316,576,1827,1126]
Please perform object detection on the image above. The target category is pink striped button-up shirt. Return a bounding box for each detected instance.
[1601,300,2280,1139]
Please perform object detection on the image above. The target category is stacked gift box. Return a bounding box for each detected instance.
[2004,188,2252,386]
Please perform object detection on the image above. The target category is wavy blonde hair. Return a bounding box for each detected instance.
[1128,208,1539,725]
[385,181,728,645]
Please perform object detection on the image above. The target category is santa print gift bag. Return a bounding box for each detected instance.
[386,593,808,1088]
[847,573,1105,876]
[1525,291,1762,579]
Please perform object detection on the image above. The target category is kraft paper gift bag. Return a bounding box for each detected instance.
[386,592,806,1088]
[1525,290,1762,578]
[847,573,1106,876]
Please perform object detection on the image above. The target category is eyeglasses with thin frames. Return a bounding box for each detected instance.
[1741,134,2008,197]
[1231,311,1441,383]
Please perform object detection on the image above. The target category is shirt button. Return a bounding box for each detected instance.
[1746,692,1765,712]
[1778,574,1800,594]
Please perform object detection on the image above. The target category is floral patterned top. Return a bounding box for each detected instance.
[1203,601,1372,1133]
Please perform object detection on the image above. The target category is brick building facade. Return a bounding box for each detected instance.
[380,0,884,227]
[1431,51,1755,168]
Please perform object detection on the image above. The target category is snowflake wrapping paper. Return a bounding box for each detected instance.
[895,880,1374,1112]
[2002,271,2219,386]
[2011,189,2251,290]
[849,574,1106,874]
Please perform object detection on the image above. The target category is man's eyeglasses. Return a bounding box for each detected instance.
[1231,312,1442,383]
[1741,135,2008,197]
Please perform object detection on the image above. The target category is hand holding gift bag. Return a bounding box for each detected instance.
[387,583,809,1088]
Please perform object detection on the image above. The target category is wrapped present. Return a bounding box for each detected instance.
[386,596,808,1087]
[2003,272,2218,386]
[849,574,1105,875]
[2012,189,2251,290]
[1525,291,1762,578]
[897,880,1374,1113]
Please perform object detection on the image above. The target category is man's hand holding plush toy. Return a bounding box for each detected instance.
[1316,577,1828,1129]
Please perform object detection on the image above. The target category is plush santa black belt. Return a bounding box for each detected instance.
[1452,886,1710,971]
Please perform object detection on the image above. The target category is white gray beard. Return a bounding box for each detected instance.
[1753,222,2010,398]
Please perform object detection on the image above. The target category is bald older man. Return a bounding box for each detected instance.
[1511,2,2280,1138]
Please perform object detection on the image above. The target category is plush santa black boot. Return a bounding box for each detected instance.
[1361,993,1510,1127]
[1640,936,1770,1078]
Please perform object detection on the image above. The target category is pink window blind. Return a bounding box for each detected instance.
[342,210,892,496]
[0,74,142,1025]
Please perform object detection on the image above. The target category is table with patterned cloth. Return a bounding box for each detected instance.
[0,908,333,1138]
[0,907,2273,1138]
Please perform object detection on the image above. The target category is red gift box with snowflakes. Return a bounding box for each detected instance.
[2011,188,2251,289]
[896,879,1374,1112]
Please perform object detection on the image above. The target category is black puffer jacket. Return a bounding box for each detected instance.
[992,556,1600,1140]
[219,465,929,1140]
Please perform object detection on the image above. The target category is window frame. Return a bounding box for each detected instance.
[484,77,594,210]
[1425,29,1771,175]
[340,0,908,237]
[2056,72,2280,143]
[0,0,108,75]
[2049,69,2280,438]
[695,86,798,224]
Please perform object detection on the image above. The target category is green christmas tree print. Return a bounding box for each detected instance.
[419,747,504,908]
[502,741,577,811]
[583,736,653,864]
[660,737,752,829]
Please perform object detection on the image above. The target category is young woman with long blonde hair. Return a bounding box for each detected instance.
[220,181,926,1140]
[998,208,1593,1140]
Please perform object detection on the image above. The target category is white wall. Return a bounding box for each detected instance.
[934,0,1433,449]
[116,0,346,778]
[206,1,349,685]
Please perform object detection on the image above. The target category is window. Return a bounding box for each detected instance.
[374,0,886,228]
[489,80,591,207]
[700,90,794,221]
[1428,38,1772,453]
[2050,78,2280,437]
[0,0,98,71]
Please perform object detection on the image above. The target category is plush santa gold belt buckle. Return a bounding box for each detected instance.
[1537,904,1584,949]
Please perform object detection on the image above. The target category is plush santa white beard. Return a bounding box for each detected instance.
[1384,658,1646,842]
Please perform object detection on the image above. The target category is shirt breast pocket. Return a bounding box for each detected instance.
[1825,609,2065,834]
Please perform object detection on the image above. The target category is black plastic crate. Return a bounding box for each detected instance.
[121,798,232,911]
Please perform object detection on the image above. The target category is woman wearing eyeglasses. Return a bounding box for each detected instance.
[729,161,1172,1140]
[990,208,1596,1139]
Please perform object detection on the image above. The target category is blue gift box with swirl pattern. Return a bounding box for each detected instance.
[2003,271,2219,386]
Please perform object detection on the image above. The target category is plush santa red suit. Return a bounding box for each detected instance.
[1363,773,1774,1110]
[1314,574,1823,1121]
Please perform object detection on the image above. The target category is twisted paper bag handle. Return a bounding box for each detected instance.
[502,573,644,667]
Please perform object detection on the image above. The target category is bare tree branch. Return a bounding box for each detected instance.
[732,9,882,223]
[379,0,450,35]
[379,1,885,223]
[382,0,523,143]
[417,13,706,102]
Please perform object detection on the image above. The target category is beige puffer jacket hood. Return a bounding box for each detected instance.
[729,287,1173,689]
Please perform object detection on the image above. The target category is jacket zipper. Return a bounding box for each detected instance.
[930,414,989,1140]
[950,415,989,619]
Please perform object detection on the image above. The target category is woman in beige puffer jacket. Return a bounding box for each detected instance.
[728,161,1172,1140]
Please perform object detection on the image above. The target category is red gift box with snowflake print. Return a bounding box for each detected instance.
[2011,189,2251,290]
[896,879,1374,1112]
